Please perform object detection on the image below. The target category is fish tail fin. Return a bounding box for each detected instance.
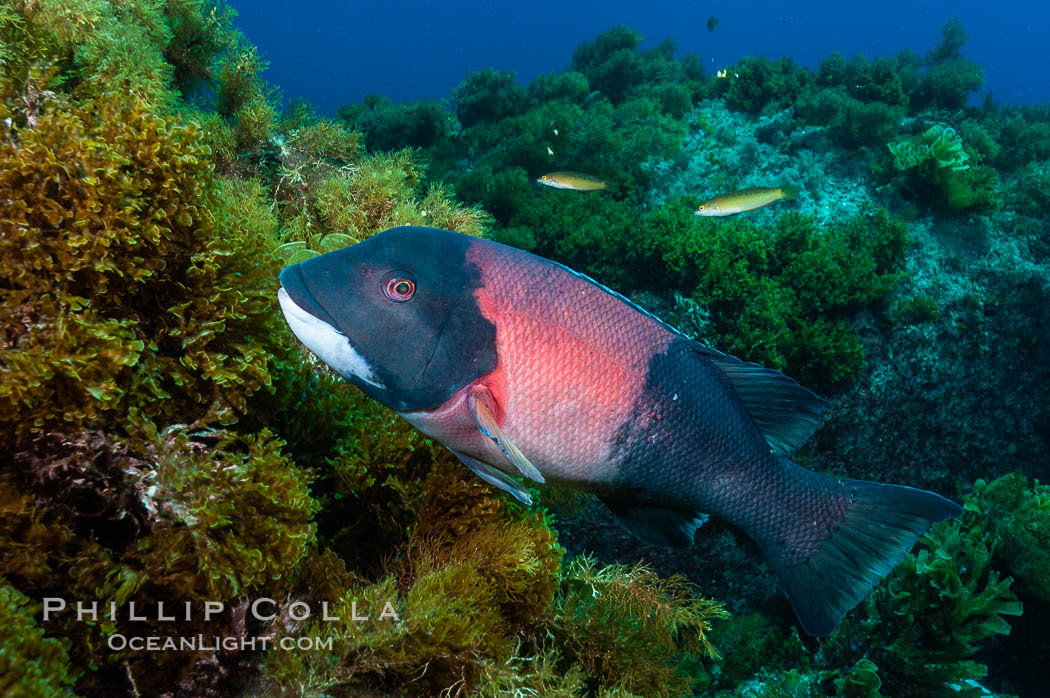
[780,184,800,200]
[768,465,961,636]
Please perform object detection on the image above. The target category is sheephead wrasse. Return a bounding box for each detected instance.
[277,225,960,635]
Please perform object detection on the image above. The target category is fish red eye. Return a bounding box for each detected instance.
[382,271,416,302]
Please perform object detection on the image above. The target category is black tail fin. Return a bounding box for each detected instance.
[772,478,961,636]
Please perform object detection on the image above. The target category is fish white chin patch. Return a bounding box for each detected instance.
[278,287,385,389]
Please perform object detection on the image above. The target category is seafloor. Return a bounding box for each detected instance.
[0,4,1047,697]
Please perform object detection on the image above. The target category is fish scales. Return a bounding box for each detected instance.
[463,243,760,504]
[465,241,847,562]
[277,225,961,636]
[466,242,667,487]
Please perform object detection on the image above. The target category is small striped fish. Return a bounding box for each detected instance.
[537,171,607,192]
[695,185,799,216]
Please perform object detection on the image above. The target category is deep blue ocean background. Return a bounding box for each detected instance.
[229,0,1049,114]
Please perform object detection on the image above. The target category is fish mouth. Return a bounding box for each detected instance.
[277,264,385,390]
[279,264,340,329]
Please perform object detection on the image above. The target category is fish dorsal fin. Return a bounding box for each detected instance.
[692,344,828,455]
[468,385,545,484]
[452,450,533,505]
[599,497,708,549]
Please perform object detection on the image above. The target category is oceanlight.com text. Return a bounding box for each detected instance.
[106,634,335,652]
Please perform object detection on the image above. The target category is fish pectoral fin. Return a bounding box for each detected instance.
[468,386,545,484]
[451,450,533,505]
[599,497,708,549]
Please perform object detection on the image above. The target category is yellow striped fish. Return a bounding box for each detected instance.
[695,186,799,216]
[537,171,607,192]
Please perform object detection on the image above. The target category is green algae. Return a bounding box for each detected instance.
[885,124,999,213]
[889,125,971,172]
[967,473,1050,602]
[550,555,728,695]
[0,584,79,697]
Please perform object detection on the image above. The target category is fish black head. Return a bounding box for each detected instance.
[277,226,497,411]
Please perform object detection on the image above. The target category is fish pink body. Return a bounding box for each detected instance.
[400,243,671,490]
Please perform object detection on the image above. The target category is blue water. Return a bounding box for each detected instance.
[229,1,1049,115]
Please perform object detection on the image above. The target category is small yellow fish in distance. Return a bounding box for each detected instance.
[695,185,800,216]
[537,171,608,192]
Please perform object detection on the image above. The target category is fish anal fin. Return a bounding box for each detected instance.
[692,343,828,455]
[600,497,708,549]
[452,450,533,505]
[468,385,545,484]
